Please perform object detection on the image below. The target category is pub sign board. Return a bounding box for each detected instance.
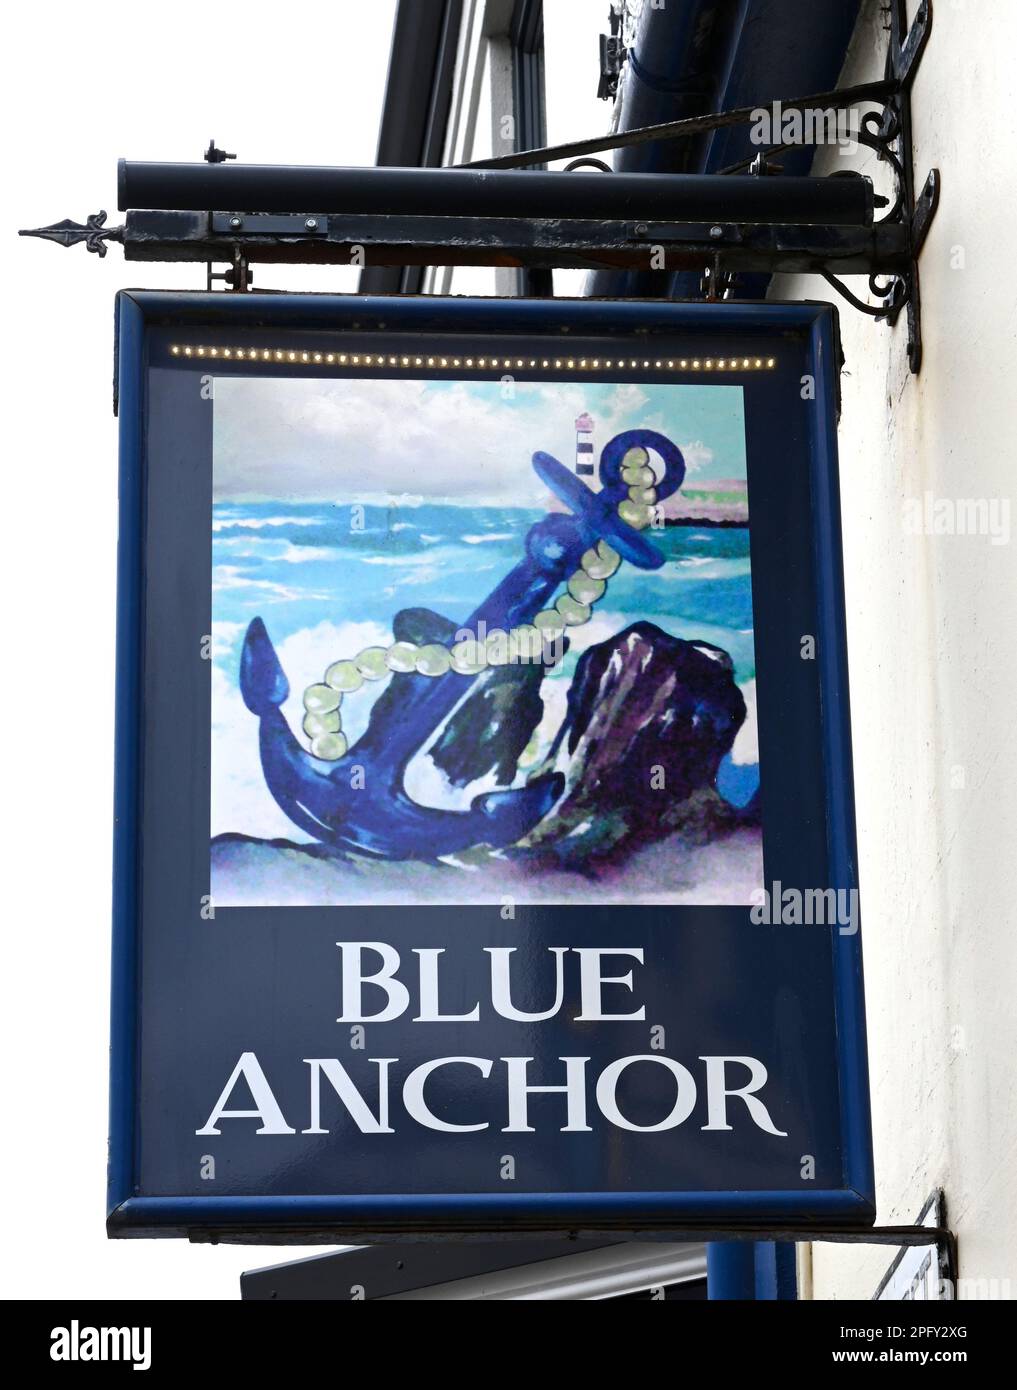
[108,292,873,1238]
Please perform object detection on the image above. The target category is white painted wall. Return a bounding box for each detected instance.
[773,0,1017,1299]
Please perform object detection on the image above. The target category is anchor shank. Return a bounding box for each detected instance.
[352,543,578,768]
[239,436,684,860]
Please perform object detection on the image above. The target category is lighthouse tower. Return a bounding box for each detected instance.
[575,411,595,476]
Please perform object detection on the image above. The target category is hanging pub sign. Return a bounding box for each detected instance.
[108,292,873,1238]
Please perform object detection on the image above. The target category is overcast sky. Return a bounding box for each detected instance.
[213,376,746,503]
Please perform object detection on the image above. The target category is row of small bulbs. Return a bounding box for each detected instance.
[168,344,777,372]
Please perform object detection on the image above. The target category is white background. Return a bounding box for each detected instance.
[3,0,614,1302]
[4,0,397,1302]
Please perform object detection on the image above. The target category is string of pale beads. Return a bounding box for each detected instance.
[301,446,659,760]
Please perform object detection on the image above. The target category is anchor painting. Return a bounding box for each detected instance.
[210,375,762,905]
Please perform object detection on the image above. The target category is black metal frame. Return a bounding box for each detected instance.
[19,1,939,371]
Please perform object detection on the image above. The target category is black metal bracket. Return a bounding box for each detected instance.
[597,6,625,103]
[232,1208,958,1301]
[820,0,939,371]
[195,1216,960,1297]
[624,0,937,370]
[17,3,939,367]
[206,245,253,293]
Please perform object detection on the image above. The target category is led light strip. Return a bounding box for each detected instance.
[168,345,777,372]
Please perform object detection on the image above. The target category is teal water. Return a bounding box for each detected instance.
[212,501,756,687]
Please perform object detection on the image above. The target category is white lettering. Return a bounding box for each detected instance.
[195,1051,295,1135]
[485,946,568,1021]
[699,1055,788,1135]
[303,1057,395,1133]
[503,1056,592,1132]
[336,941,411,1022]
[413,948,480,1022]
[596,1055,698,1131]
[574,948,646,1021]
[403,1057,493,1131]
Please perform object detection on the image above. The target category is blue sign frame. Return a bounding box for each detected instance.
[108,292,873,1238]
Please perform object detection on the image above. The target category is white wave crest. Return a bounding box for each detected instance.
[212,515,323,532]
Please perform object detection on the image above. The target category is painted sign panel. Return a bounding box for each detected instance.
[211,374,759,903]
[109,293,873,1237]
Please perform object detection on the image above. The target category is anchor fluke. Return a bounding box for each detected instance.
[475,772,566,840]
[237,616,565,860]
[240,616,290,714]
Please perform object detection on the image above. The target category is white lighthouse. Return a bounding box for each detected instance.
[575,411,595,476]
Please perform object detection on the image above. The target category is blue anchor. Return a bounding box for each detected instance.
[239,429,686,860]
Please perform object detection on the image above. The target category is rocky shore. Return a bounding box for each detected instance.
[212,618,760,905]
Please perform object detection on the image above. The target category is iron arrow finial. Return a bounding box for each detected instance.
[18,210,123,257]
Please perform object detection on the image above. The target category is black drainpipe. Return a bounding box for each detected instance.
[589,0,744,298]
[359,0,464,295]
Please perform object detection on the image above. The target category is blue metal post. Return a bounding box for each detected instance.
[707,1242,757,1299]
[753,1242,798,1300]
[708,1242,797,1299]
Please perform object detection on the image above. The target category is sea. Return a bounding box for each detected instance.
[212,499,756,681]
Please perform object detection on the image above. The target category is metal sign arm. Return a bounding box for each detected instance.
[17,2,938,369]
